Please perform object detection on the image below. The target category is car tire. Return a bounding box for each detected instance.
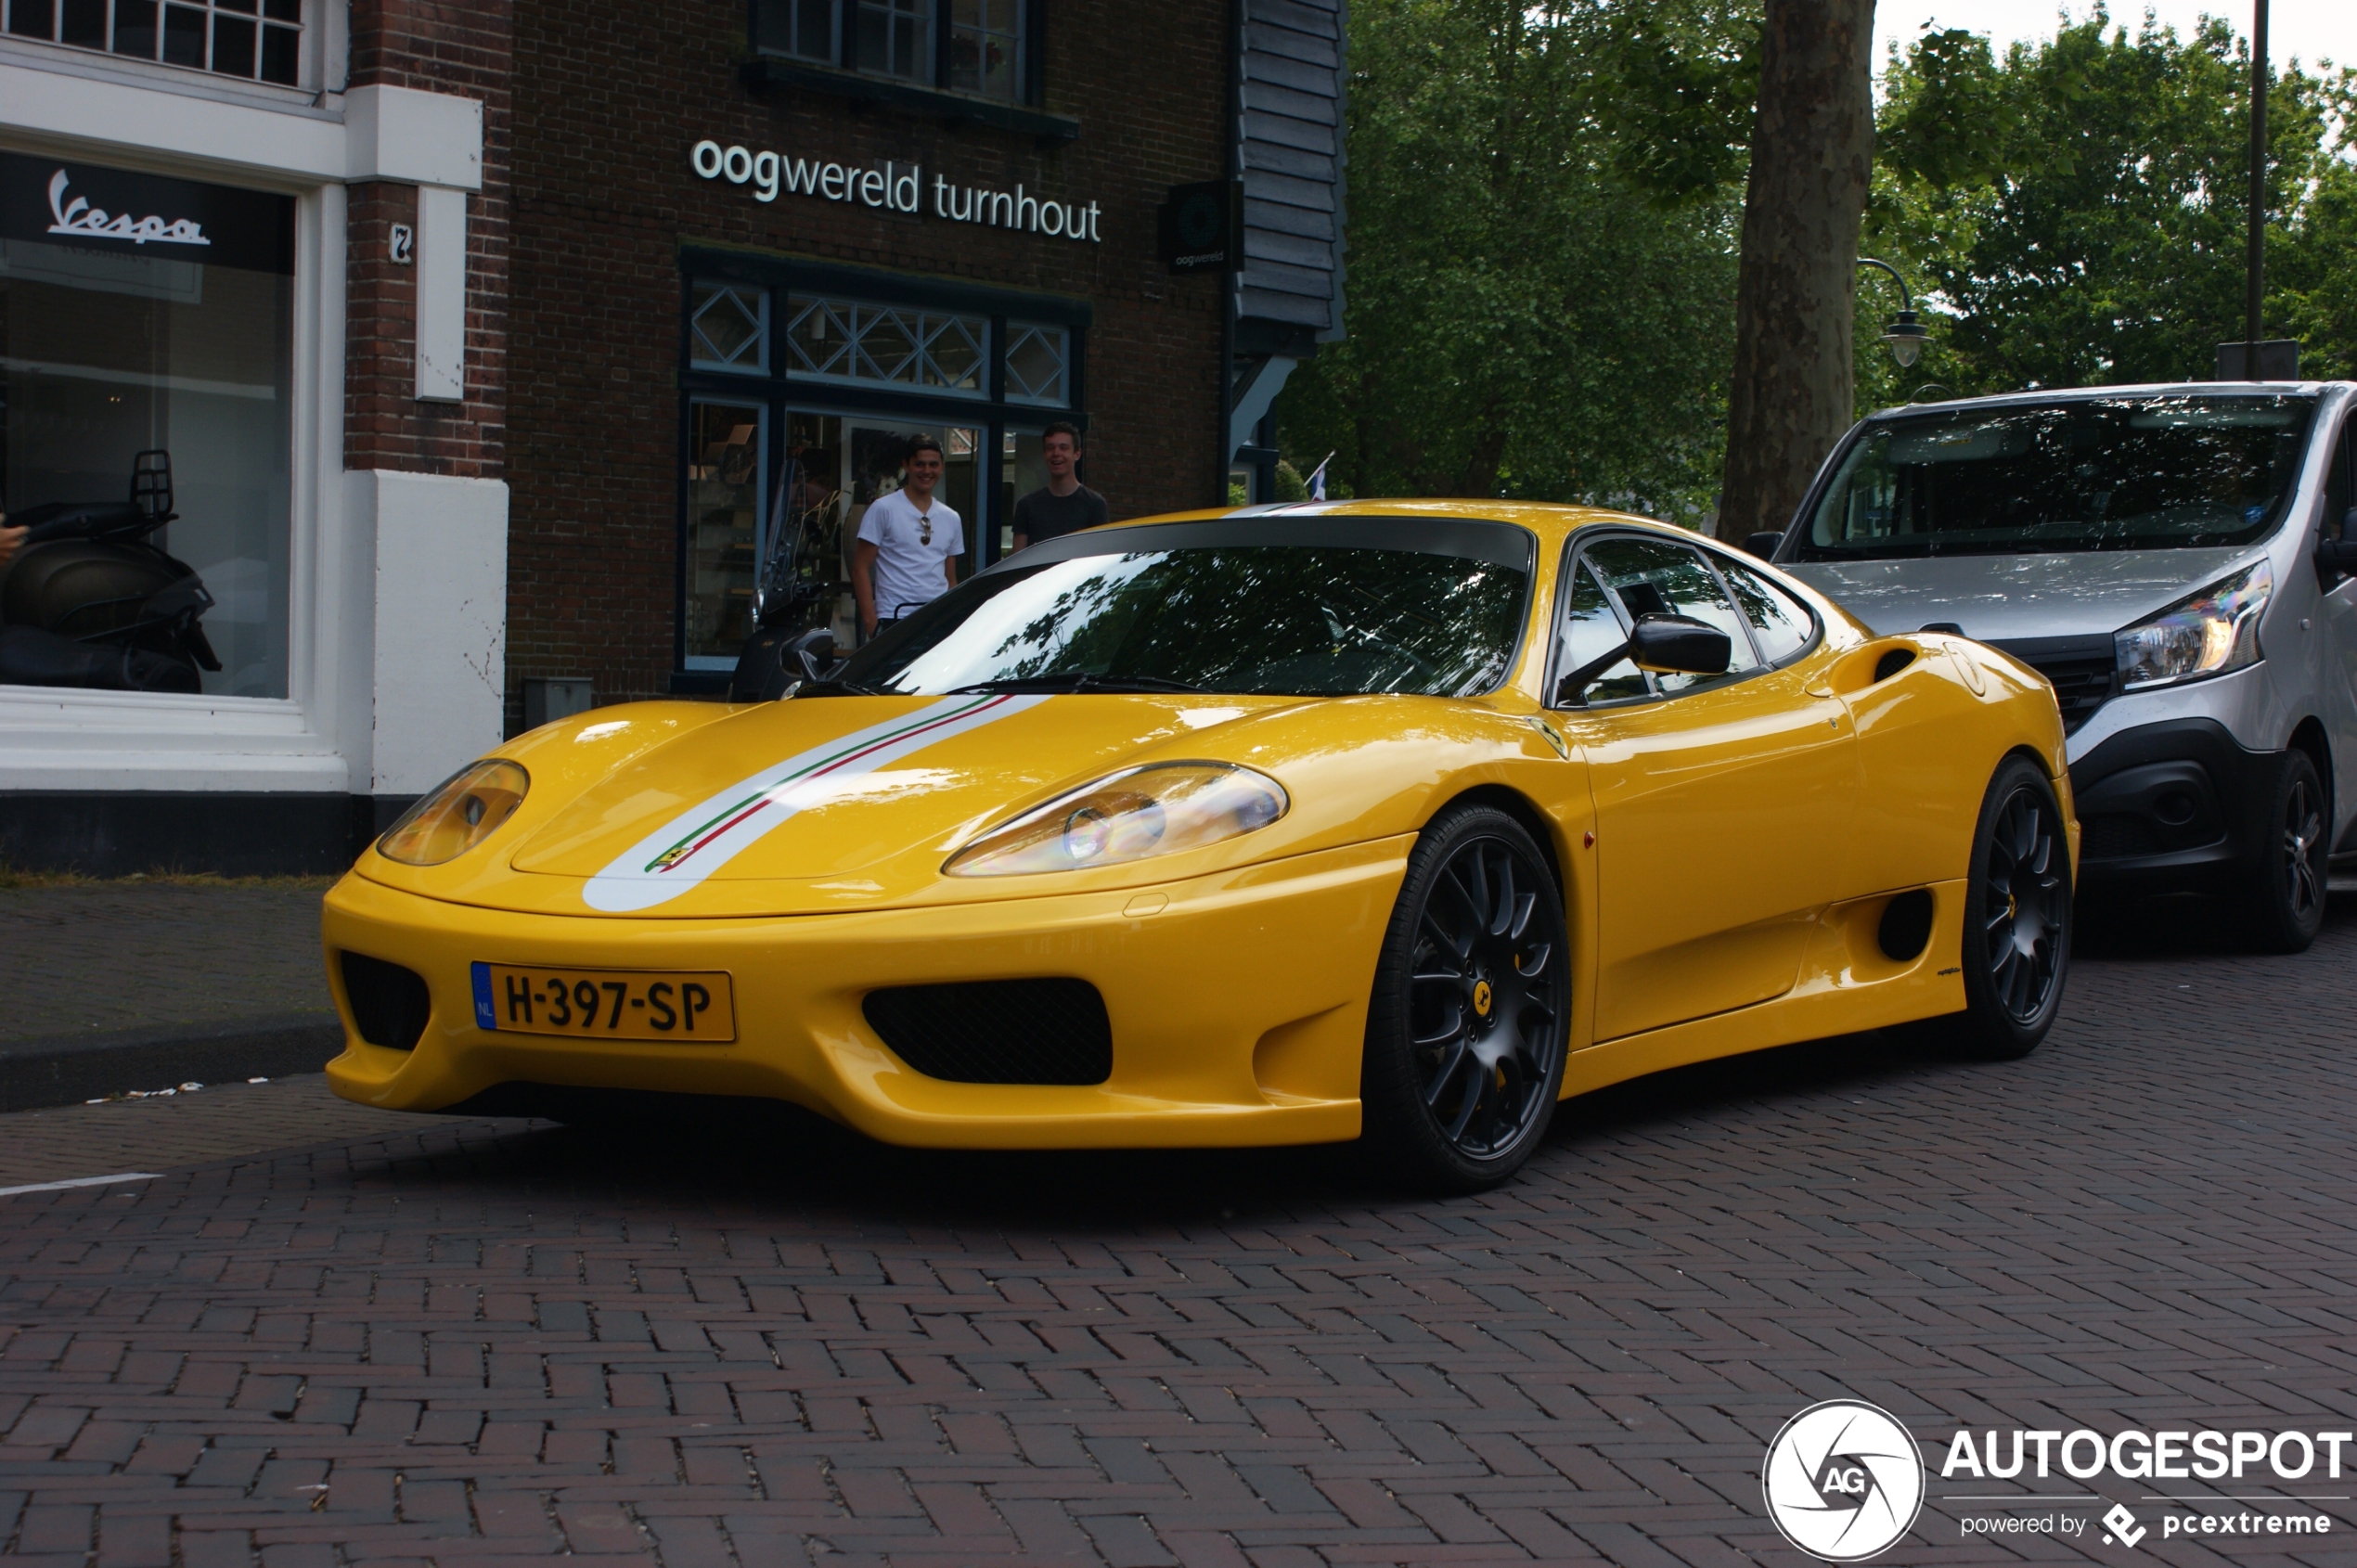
[1359,804,1570,1193]
[2238,747,2328,955]
[1894,755,2072,1060]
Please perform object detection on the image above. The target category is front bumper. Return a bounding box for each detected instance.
[2069,718,2277,896]
[322,836,1411,1149]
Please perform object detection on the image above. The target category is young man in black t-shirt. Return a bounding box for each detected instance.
[1011,422,1109,549]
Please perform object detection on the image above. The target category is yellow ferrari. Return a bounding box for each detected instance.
[324,503,2075,1190]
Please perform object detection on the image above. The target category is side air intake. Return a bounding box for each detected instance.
[862,979,1113,1086]
[340,951,432,1050]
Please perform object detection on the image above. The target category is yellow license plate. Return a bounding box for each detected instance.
[470,963,735,1042]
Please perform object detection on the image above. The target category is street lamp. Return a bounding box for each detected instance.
[1859,257,1929,368]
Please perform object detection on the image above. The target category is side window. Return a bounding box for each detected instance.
[1716,557,1816,665]
[2328,418,2354,542]
[1556,559,1650,705]
[1584,536,1761,694]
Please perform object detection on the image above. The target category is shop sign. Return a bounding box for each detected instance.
[0,151,294,275]
[689,140,1101,243]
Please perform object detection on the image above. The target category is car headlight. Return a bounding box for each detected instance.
[945,763,1289,877]
[377,760,530,866]
[2115,559,2272,693]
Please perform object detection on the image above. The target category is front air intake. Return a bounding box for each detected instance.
[340,951,431,1051]
[862,979,1113,1086]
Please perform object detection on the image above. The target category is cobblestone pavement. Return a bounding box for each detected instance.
[3,904,2355,1566]
[2,883,335,1043]
[0,1078,466,1190]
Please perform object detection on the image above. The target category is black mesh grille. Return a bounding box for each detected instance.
[2081,813,2163,861]
[1994,636,2119,735]
[862,979,1112,1085]
[340,951,431,1051]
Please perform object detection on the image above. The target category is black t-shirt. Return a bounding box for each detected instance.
[1012,484,1109,545]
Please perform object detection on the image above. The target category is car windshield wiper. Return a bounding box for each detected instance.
[948,672,1207,695]
[793,676,895,697]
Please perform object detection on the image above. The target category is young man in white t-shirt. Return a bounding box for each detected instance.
[852,436,964,639]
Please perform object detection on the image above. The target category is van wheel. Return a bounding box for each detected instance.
[2240,748,2327,954]
[1359,805,1570,1193]
[1895,756,2071,1060]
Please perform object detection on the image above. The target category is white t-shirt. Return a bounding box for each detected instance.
[857,488,965,622]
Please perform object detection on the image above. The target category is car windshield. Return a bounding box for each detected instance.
[831,518,1533,698]
[1796,393,2319,559]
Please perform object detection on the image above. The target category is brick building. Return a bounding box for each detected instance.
[0,0,1343,871]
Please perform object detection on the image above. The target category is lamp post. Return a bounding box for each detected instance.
[1858,257,1929,368]
[2244,0,2268,379]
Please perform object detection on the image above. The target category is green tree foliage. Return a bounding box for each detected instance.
[1865,12,2357,399]
[1270,0,1759,518]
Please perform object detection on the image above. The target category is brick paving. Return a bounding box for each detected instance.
[2,883,334,1044]
[3,906,2356,1565]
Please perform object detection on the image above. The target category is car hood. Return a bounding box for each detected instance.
[1781,547,2254,642]
[355,689,1537,919]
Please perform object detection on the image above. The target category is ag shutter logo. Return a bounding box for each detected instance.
[2102,1502,2148,1548]
[1763,1399,1926,1562]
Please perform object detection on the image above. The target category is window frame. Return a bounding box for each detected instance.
[1546,527,1823,711]
[1,0,323,91]
[673,251,1090,688]
[741,0,1073,142]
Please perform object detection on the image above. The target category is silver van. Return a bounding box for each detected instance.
[1763,381,2357,952]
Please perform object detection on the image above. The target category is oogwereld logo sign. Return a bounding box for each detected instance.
[1762,1400,1926,1562]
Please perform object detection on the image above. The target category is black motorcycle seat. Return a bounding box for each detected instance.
[13,500,163,544]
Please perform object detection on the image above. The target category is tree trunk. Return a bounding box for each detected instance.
[1715,0,1876,546]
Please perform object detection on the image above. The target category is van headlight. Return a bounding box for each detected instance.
[2115,560,2272,692]
[945,763,1288,876]
[377,760,530,866]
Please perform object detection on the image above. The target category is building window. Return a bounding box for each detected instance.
[786,294,987,398]
[4,0,304,85]
[1003,321,1068,406]
[947,0,1020,100]
[1,152,297,699]
[749,0,1028,105]
[853,0,928,81]
[690,283,768,374]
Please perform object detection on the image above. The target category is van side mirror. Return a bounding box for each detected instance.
[792,628,837,684]
[1744,531,1784,559]
[2315,510,2357,577]
[1628,613,1732,675]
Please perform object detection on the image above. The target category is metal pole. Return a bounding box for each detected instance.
[2245,0,2268,379]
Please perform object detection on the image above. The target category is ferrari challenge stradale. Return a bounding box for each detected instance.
[323,502,2078,1190]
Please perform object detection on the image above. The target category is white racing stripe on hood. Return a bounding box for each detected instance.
[581,694,1046,911]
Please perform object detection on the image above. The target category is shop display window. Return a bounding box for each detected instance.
[0,152,296,698]
[4,0,306,86]
[682,400,765,669]
[678,260,1087,676]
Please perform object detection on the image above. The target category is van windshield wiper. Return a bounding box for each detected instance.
[948,672,1207,695]
[792,676,895,697]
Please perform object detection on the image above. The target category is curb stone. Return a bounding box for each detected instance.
[0,1012,345,1112]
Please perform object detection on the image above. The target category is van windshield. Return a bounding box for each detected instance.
[1795,393,2319,559]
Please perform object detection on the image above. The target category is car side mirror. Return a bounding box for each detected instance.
[1552,614,1732,707]
[1744,531,1783,560]
[1628,613,1732,675]
[791,628,837,685]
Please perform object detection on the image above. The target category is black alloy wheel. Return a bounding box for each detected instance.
[1897,755,2071,1060]
[2242,747,2328,954]
[1360,804,1570,1191]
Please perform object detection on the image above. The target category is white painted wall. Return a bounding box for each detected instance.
[349,469,509,794]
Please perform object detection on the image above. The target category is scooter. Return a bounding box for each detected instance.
[730,456,844,700]
[0,450,222,694]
